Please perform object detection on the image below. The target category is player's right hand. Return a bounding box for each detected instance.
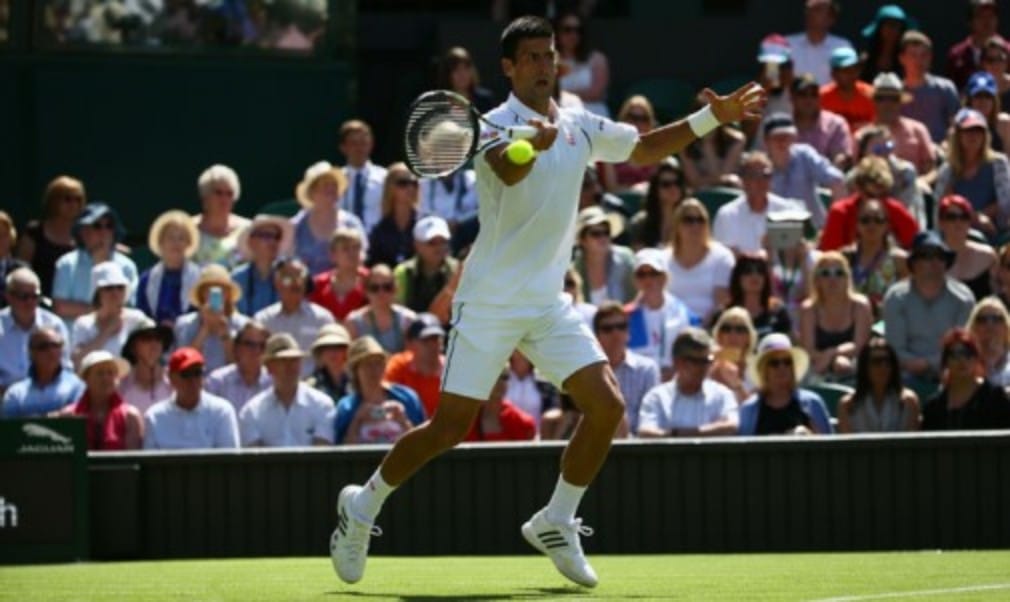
[526,118,558,152]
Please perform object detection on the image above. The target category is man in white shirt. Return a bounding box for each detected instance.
[239,333,334,447]
[637,328,739,437]
[329,15,765,588]
[0,268,70,391]
[338,119,387,233]
[143,347,240,450]
[205,321,273,413]
[713,151,801,253]
[785,0,853,85]
[625,248,693,380]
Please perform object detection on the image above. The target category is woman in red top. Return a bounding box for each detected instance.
[65,350,143,450]
[467,369,536,442]
[309,228,369,321]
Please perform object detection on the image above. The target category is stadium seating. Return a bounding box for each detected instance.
[808,382,853,418]
[257,199,301,218]
[622,78,696,123]
[694,186,738,218]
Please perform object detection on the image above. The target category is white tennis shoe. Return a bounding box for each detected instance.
[329,485,381,584]
[521,509,598,588]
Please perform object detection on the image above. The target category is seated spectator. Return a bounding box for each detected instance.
[0,268,69,391]
[572,207,635,306]
[667,199,735,324]
[967,296,1010,387]
[714,253,793,340]
[254,257,334,377]
[117,317,173,414]
[946,0,1006,89]
[370,162,419,267]
[627,158,687,250]
[937,195,997,300]
[52,203,138,322]
[345,264,416,354]
[436,46,495,114]
[625,248,694,380]
[934,109,1010,237]
[713,151,801,254]
[964,71,1010,153]
[304,324,352,405]
[898,31,961,145]
[70,262,147,367]
[1,326,83,418]
[738,333,833,435]
[820,47,875,132]
[751,33,795,140]
[308,229,368,322]
[922,328,1010,430]
[239,333,334,447]
[0,211,28,309]
[871,73,935,179]
[799,252,873,381]
[555,11,610,117]
[841,198,908,313]
[563,268,597,327]
[205,321,273,414]
[334,335,425,444]
[980,35,1010,109]
[137,210,201,327]
[418,163,478,249]
[231,215,293,317]
[638,327,739,437]
[859,5,911,83]
[849,125,924,224]
[680,99,745,190]
[292,160,365,275]
[384,313,444,418]
[837,336,920,432]
[996,243,1010,312]
[173,264,250,372]
[466,367,537,442]
[338,120,387,233]
[884,232,976,385]
[710,308,758,402]
[64,350,143,450]
[539,394,582,441]
[14,175,84,297]
[599,95,659,192]
[190,164,250,269]
[578,167,629,227]
[785,0,853,86]
[594,301,659,436]
[394,216,459,315]
[505,350,562,436]
[788,73,851,168]
[821,155,919,251]
[767,235,818,324]
[764,112,845,228]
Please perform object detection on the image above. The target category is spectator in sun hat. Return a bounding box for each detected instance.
[117,316,173,414]
[898,31,961,145]
[239,333,335,447]
[143,347,240,450]
[64,350,143,450]
[572,206,635,306]
[393,215,460,315]
[624,248,693,380]
[137,210,201,327]
[820,46,876,132]
[191,164,250,269]
[0,267,70,391]
[963,70,1010,153]
[947,0,1010,89]
[70,262,148,369]
[859,4,915,83]
[205,320,273,414]
[173,263,250,373]
[52,202,138,322]
[231,214,294,317]
[305,323,352,405]
[738,333,832,435]
[1,326,83,418]
[384,313,445,417]
[292,159,367,275]
[870,72,935,178]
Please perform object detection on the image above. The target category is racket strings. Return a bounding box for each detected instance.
[404,96,476,177]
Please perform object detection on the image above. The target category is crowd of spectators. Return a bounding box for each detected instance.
[4,0,1010,449]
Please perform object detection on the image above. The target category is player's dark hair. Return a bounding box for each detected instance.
[500,15,553,61]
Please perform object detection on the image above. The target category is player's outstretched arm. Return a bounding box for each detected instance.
[485,119,558,186]
[628,82,765,166]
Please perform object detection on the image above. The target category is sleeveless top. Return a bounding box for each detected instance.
[24,221,75,296]
[347,305,413,353]
[952,161,997,212]
[960,268,992,301]
[559,56,610,118]
[846,393,909,433]
[845,247,900,309]
[814,303,855,351]
[70,391,130,451]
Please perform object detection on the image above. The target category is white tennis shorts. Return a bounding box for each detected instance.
[441,297,606,400]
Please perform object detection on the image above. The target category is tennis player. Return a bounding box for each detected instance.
[331,15,765,588]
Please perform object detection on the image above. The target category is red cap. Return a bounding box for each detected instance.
[938,194,974,216]
[169,347,205,373]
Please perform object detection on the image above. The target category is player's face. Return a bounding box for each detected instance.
[502,36,557,106]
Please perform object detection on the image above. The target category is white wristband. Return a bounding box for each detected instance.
[687,105,720,138]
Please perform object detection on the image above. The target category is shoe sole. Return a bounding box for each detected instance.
[521,519,598,588]
[330,486,364,584]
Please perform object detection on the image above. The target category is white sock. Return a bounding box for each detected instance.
[351,468,396,522]
[544,475,587,524]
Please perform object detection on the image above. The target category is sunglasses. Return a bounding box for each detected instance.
[858,215,887,225]
[368,282,396,293]
[680,215,706,225]
[947,346,977,361]
[634,270,663,279]
[816,267,847,279]
[498,373,511,382]
[31,341,63,351]
[766,357,794,369]
[89,221,116,231]
[741,170,772,180]
[251,230,282,241]
[719,323,749,335]
[212,188,233,197]
[178,368,205,380]
[564,279,577,288]
[393,179,418,188]
[237,339,267,350]
[916,251,948,262]
[794,89,820,98]
[9,291,40,301]
[585,228,611,238]
[874,95,901,103]
[976,314,1006,325]
[739,263,766,276]
[679,354,714,366]
[940,212,971,222]
[868,354,892,365]
[597,322,628,333]
[657,178,680,188]
[625,112,651,124]
[61,194,84,203]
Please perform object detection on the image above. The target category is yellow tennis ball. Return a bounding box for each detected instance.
[505,139,537,165]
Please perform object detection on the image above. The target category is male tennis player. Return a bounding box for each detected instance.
[331,16,765,587]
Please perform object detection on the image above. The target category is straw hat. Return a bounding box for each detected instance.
[147,210,200,258]
[746,333,810,390]
[345,335,388,373]
[295,161,348,208]
[311,324,352,353]
[121,316,174,364]
[236,214,295,260]
[262,333,307,362]
[576,206,624,240]
[188,264,243,308]
[78,350,130,379]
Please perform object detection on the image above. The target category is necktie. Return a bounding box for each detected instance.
[352,170,365,220]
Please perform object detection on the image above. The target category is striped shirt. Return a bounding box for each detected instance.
[612,350,660,435]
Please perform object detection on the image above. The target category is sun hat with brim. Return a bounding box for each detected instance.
[78,350,130,379]
[73,202,125,242]
[311,324,352,353]
[91,261,130,291]
[147,210,200,258]
[907,230,955,268]
[577,206,625,239]
[746,333,810,390]
[955,107,989,131]
[830,47,860,70]
[262,333,306,362]
[757,33,791,64]
[345,335,388,374]
[188,264,243,308]
[295,161,349,208]
[236,214,295,260]
[121,316,174,365]
[862,4,916,39]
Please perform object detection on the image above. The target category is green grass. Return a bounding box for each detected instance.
[2,552,1010,601]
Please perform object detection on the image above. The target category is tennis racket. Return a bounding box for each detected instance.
[403,90,538,178]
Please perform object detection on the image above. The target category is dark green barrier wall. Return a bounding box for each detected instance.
[88,433,1010,559]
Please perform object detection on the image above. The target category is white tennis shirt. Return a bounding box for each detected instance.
[454,93,639,307]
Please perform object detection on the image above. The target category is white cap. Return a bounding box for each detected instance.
[413,215,451,242]
[872,72,904,95]
[633,248,668,273]
[91,261,129,290]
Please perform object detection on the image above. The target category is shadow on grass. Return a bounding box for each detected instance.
[327,586,660,600]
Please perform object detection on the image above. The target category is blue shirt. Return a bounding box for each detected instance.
[291,209,367,275]
[901,75,961,144]
[138,267,184,324]
[1,368,84,418]
[52,249,138,306]
[0,307,71,388]
[952,161,997,212]
[738,388,833,435]
[173,311,250,372]
[230,263,278,317]
[770,143,844,228]
[334,383,425,443]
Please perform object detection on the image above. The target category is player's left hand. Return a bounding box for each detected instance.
[702,82,767,124]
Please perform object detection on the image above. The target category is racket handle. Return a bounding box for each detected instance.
[507,125,538,140]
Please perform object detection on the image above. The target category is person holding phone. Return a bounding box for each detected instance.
[173,264,249,372]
